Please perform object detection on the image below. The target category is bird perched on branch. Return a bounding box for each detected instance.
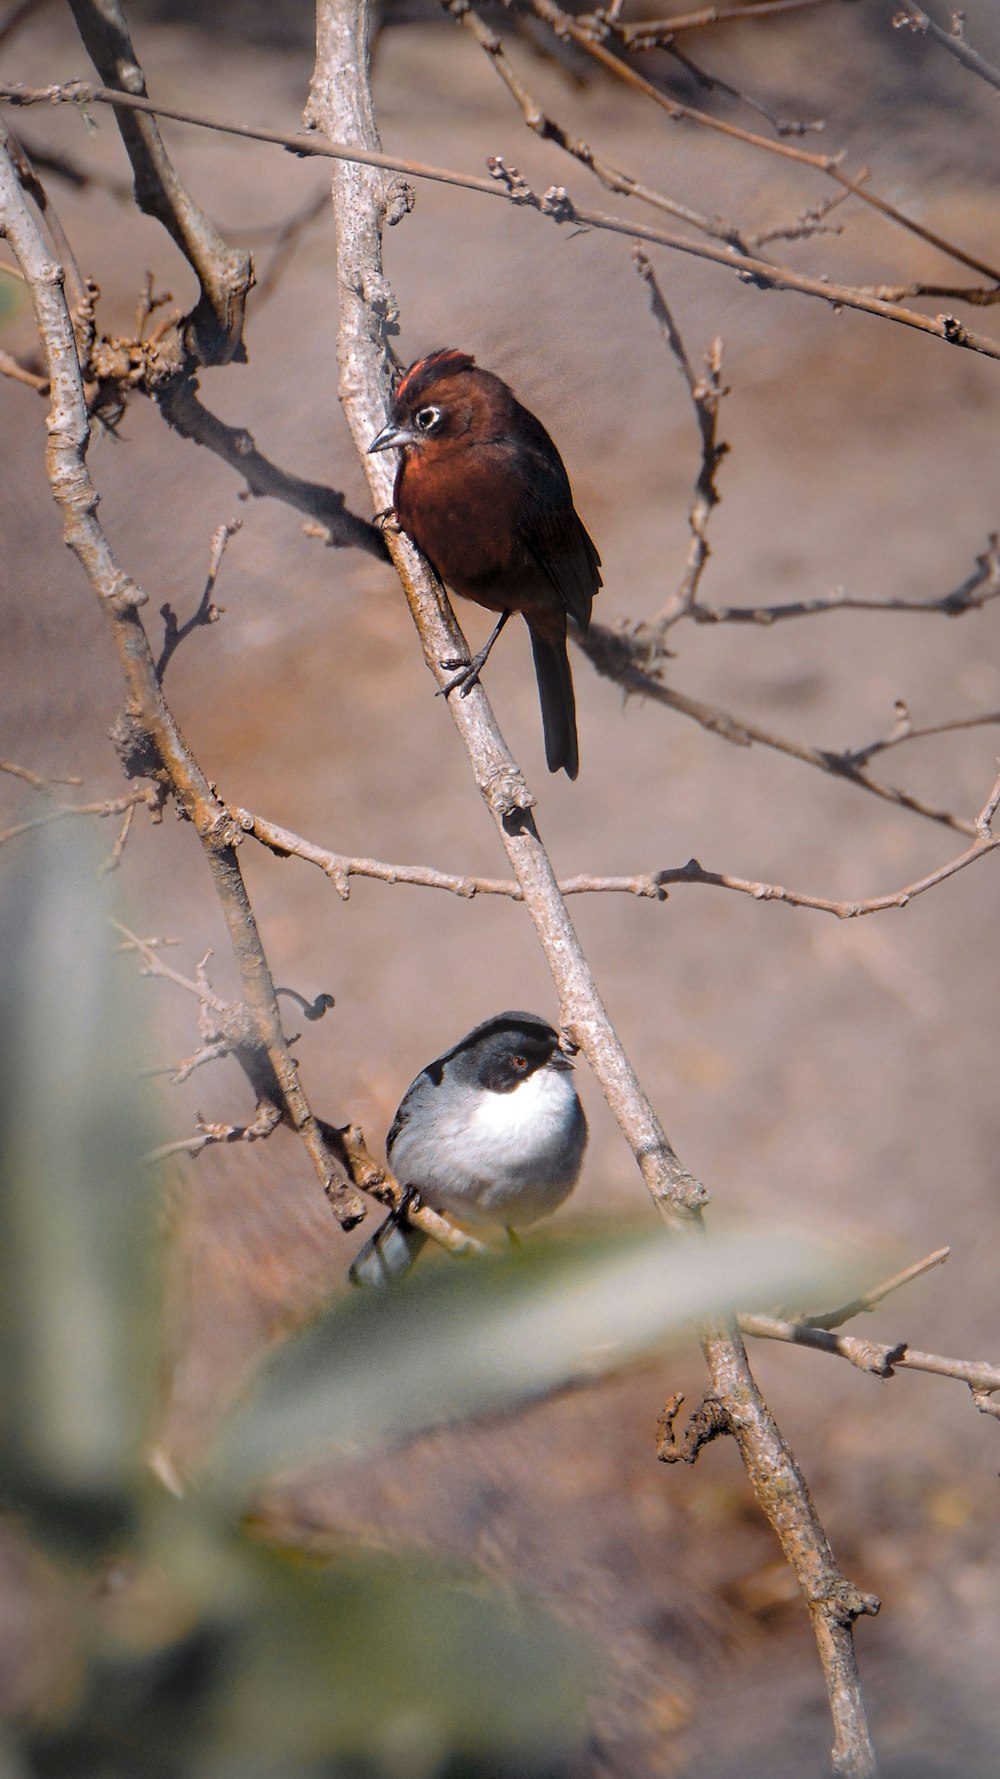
[350,1011,588,1287]
[368,350,602,780]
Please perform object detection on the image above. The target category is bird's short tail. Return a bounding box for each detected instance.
[349,1213,428,1288]
[528,625,579,779]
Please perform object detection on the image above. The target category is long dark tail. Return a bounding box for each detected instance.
[349,1214,428,1288]
[528,623,579,780]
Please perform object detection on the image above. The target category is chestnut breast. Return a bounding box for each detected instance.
[395,440,551,613]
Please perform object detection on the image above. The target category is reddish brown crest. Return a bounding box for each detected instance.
[394,349,476,409]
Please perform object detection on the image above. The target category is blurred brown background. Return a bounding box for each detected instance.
[2,1,999,1772]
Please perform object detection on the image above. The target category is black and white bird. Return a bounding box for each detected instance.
[350,1011,587,1287]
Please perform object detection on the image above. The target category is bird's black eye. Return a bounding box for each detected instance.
[511,1054,528,1073]
[414,405,441,432]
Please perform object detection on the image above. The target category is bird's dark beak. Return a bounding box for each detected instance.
[368,420,416,454]
[549,1050,575,1073]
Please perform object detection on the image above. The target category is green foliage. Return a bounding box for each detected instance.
[0,833,848,1777]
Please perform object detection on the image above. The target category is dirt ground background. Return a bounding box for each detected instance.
[2,1,1000,1772]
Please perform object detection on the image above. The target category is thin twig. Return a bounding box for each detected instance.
[441,0,750,249]
[670,534,1000,630]
[100,797,136,872]
[660,33,824,140]
[843,702,1000,770]
[578,622,982,836]
[240,776,1000,918]
[801,1246,951,1330]
[66,0,253,365]
[527,0,1000,284]
[742,1317,1000,1397]
[0,345,48,389]
[617,1,842,48]
[157,375,388,558]
[113,922,233,1015]
[0,787,158,846]
[4,81,1000,361]
[0,758,82,788]
[888,0,1000,94]
[634,249,728,628]
[156,516,240,679]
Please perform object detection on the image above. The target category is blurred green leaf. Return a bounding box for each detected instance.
[198,1541,588,1779]
[0,830,162,1548]
[213,1224,849,1498]
[21,1514,589,1779]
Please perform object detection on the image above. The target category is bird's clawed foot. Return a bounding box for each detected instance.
[437,610,512,699]
[374,506,402,534]
[394,1183,422,1225]
[438,648,489,700]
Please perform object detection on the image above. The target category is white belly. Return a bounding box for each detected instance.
[390,1066,586,1227]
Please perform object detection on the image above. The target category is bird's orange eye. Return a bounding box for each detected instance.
[414,405,441,432]
[511,1054,528,1072]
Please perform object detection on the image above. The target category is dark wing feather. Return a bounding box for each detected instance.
[385,1071,428,1158]
[504,419,602,629]
[520,502,602,630]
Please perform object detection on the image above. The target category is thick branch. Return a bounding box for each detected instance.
[310,6,877,1772]
[158,375,387,558]
[66,0,252,363]
[0,139,364,1229]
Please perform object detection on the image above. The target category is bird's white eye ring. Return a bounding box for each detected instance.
[414,405,441,432]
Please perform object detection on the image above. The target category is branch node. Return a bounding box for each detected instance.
[105,577,148,613]
[486,763,536,820]
[656,1390,731,1464]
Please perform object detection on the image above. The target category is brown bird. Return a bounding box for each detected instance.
[368,350,602,779]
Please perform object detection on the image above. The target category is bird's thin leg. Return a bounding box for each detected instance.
[393,1184,422,1226]
[439,609,511,699]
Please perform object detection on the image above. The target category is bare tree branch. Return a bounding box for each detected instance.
[238,767,1000,918]
[578,622,983,836]
[664,533,1000,630]
[157,375,388,558]
[308,6,878,1771]
[440,0,751,248]
[739,1246,1000,1416]
[618,1,844,49]
[0,786,160,847]
[634,248,728,629]
[527,0,1000,284]
[66,0,253,364]
[0,758,81,788]
[0,338,48,389]
[888,0,1000,94]
[156,517,240,680]
[798,1245,951,1330]
[4,81,1000,360]
[0,137,367,1229]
